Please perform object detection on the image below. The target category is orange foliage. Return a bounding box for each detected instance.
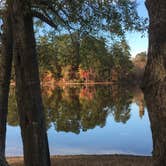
[41,70,57,97]
[79,67,95,81]
[79,87,95,100]
[41,70,56,85]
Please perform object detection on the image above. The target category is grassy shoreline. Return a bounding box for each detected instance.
[7,154,152,166]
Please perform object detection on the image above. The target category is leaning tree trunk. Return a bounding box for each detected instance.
[10,1,50,166]
[0,7,13,166]
[142,0,166,90]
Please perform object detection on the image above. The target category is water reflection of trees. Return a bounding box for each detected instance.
[110,85,132,123]
[7,85,145,134]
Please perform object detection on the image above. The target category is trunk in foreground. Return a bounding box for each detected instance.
[142,0,166,90]
[143,1,166,165]
[0,7,13,166]
[11,0,50,166]
[144,83,166,166]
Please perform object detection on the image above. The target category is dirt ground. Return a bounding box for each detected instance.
[7,155,152,166]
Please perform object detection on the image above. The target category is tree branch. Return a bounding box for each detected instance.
[32,10,57,29]
[32,0,49,6]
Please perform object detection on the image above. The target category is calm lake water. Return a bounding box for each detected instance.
[6,85,153,156]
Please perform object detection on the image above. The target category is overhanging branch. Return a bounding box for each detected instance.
[32,10,57,29]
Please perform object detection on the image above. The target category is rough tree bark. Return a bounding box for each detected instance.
[10,0,50,166]
[143,0,166,165]
[142,0,166,90]
[144,82,166,166]
[0,5,13,166]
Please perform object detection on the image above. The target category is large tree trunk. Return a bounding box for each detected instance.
[142,0,166,90]
[143,1,166,165]
[0,6,13,166]
[144,82,166,166]
[10,1,50,166]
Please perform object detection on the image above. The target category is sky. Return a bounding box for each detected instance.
[126,0,149,57]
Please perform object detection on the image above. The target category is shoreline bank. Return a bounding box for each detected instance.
[7,154,152,166]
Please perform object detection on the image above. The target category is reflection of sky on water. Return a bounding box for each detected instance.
[5,103,152,156]
[6,126,23,156]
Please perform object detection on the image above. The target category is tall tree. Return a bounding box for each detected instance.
[10,0,50,165]
[0,1,13,165]
[143,0,166,89]
[143,0,166,165]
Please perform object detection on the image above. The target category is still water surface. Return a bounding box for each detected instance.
[6,85,153,156]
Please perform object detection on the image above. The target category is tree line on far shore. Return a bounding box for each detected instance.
[36,33,147,84]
